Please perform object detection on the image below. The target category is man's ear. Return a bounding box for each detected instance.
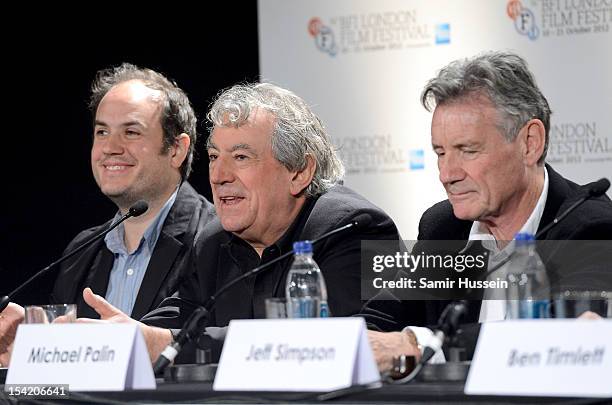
[289,154,316,196]
[170,133,191,168]
[519,119,546,166]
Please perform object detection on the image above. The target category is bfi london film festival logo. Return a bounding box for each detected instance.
[547,121,612,166]
[307,10,450,57]
[308,17,338,56]
[507,0,540,40]
[507,0,611,41]
[336,134,425,175]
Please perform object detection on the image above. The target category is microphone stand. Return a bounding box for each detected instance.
[0,201,148,313]
[389,177,610,385]
[465,176,611,290]
[154,217,369,375]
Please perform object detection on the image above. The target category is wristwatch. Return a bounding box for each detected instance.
[389,329,420,379]
[389,354,417,379]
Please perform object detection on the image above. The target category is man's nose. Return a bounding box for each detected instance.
[438,153,465,185]
[209,155,235,185]
[101,132,124,155]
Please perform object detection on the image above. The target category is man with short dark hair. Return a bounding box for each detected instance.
[0,64,216,366]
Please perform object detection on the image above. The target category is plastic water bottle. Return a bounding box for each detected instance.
[505,233,550,319]
[285,241,329,318]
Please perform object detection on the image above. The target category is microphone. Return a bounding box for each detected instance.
[469,176,611,283]
[0,200,148,313]
[535,177,609,239]
[412,176,612,377]
[128,200,149,217]
[152,213,373,374]
[389,177,610,385]
[417,300,467,366]
[389,300,468,385]
[587,178,610,197]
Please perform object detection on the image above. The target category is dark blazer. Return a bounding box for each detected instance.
[143,185,401,329]
[417,165,612,243]
[51,182,216,320]
[415,165,612,322]
[365,165,612,359]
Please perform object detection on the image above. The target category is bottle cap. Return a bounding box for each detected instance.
[515,232,535,246]
[293,240,313,254]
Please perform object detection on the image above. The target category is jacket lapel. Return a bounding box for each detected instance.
[130,232,183,319]
[537,165,570,239]
[77,247,115,319]
[129,182,199,319]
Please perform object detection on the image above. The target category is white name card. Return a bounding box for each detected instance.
[465,320,612,397]
[6,324,155,391]
[213,317,379,392]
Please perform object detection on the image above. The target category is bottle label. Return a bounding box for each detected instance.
[288,297,320,318]
[319,301,329,318]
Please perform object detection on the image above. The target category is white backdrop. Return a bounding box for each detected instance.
[258,0,612,238]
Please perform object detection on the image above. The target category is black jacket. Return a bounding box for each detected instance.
[363,166,612,358]
[51,182,216,320]
[142,185,401,361]
[415,165,612,323]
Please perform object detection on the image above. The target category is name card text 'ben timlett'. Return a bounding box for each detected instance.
[508,346,605,367]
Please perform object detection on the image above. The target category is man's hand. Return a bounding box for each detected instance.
[368,330,421,373]
[81,287,133,324]
[0,303,24,367]
[578,310,603,320]
[80,288,172,362]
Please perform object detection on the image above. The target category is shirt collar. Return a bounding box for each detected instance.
[468,166,549,247]
[104,186,180,255]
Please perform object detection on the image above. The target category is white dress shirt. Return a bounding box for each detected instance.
[471,167,549,322]
[407,167,549,362]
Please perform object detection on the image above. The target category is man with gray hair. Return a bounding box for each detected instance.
[77,82,401,363]
[368,51,612,376]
